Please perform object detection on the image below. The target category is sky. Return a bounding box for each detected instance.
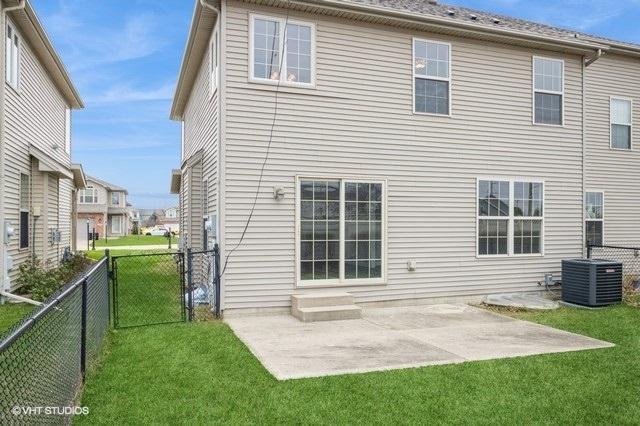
[30,0,640,208]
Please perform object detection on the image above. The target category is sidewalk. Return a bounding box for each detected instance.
[95,245,174,251]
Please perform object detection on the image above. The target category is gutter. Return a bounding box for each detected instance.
[288,0,609,53]
[0,0,26,295]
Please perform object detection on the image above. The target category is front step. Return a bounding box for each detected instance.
[291,292,362,322]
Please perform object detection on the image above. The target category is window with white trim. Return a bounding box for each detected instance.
[19,173,29,249]
[250,15,314,86]
[79,186,97,204]
[298,179,384,283]
[585,192,603,246]
[610,98,632,150]
[533,57,563,125]
[413,39,450,115]
[111,216,122,234]
[5,22,19,89]
[209,28,219,94]
[477,179,544,256]
[110,192,120,206]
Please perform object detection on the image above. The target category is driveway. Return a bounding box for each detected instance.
[226,304,614,380]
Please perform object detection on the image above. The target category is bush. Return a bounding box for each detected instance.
[16,253,94,301]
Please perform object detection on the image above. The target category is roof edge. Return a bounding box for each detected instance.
[11,1,83,108]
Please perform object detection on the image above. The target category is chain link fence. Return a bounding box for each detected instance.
[112,252,185,328]
[186,245,221,321]
[589,244,640,302]
[0,257,109,425]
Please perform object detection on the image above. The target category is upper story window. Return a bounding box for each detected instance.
[477,179,544,257]
[249,15,315,87]
[610,98,632,150]
[5,22,20,89]
[209,27,219,95]
[533,57,563,125]
[111,192,120,206]
[79,186,97,204]
[413,39,450,115]
[585,191,604,246]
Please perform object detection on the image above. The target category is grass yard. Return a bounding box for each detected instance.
[93,234,178,247]
[0,303,34,334]
[78,304,640,425]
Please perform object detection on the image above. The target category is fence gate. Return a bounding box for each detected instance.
[111,252,186,328]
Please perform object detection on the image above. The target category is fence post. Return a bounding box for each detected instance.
[80,278,88,381]
[92,228,96,250]
[105,249,111,326]
[186,247,193,321]
[214,243,221,318]
[86,220,90,251]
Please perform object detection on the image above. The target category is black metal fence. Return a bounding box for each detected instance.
[588,244,640,291]
[111,252,186,328]
[186,245,221,321]
[0,257,109,424]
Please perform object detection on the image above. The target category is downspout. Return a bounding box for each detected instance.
[0,0,27,297]
[582,50,602,256]
[200,0,225,314]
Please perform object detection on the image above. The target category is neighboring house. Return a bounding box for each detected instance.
[0,0,85,292]
[158,206,180,233]
[77,176,130,240]
[171,0,640,315]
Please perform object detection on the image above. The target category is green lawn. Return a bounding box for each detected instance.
[0,303,34,334]
[78,305,640,424]
[93,234,178,248]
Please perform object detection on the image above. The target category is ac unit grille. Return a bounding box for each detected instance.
[561,259,623,307]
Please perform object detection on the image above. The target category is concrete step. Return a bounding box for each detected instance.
[292,304,362,322]
[291,292,354,309]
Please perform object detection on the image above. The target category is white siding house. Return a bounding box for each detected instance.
[0,0,85,292]
[171,0,640,315]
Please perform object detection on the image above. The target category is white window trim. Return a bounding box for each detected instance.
[79,186,98,204]
[111,216,122,234]
[208,20,219,98]
[5,20,20,91]
[248,13,316,89]
[294,175,388,288]
[476,177,545,258]
[532,56,564,127]
[110,192,121,207]
[585,190,605,245]
[412,37,452,117]
[609,96,633,151]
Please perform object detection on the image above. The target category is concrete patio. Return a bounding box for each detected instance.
[226,304,614,380]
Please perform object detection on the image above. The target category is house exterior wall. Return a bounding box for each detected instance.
[2,16,74,289]
[584,53,640,246]
[181,20,220,250]
[219,1,585,310]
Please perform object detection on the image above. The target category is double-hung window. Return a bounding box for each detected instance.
[585,192,604,246]
[250,15,314,86]
[5,22,19,89]
[298,178,384,285]
[477,179,544,256]
[111,192,120,206]
[610,98,632,150]
[19,173,29,249]
[413,39,450,115]
[209,26,219,94]
[79,186,97,204]
[533,57,563,125]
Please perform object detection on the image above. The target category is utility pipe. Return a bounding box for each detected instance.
[0,0,26,297]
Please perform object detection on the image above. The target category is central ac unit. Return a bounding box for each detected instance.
[561,259,623,307]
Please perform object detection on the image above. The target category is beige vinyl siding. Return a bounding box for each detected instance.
[182,24,220,250]
[221,1,584,310]
[3,20,72,289]
[584,54,640,246]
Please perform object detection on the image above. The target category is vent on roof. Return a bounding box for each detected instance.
[493,18,501,24]
[447,10,455,16]
[427,0,438,4]
[469,14,477,21]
